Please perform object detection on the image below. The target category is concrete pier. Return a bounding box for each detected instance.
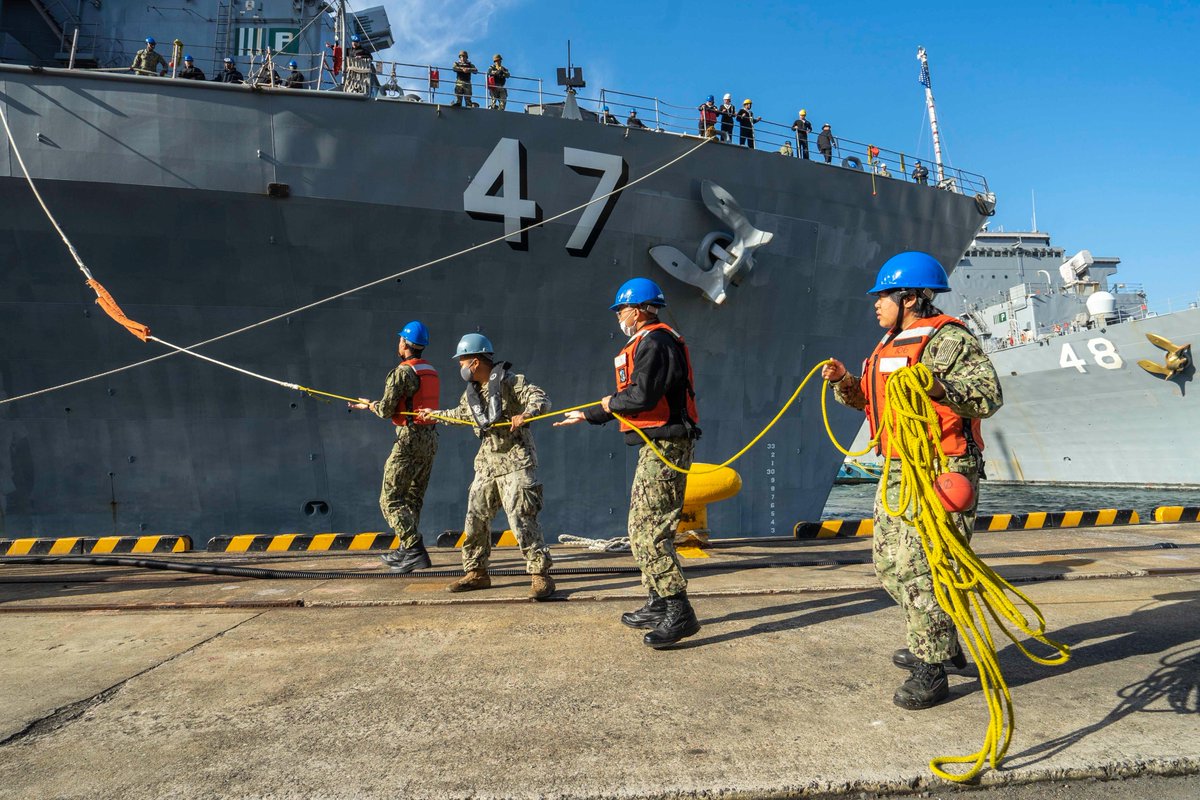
[2,523,1198,798]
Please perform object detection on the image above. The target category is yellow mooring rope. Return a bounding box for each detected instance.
[835,362,1071,782]
[612,360,830,474]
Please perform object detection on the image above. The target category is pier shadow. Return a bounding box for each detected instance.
[672,588,893,649]
[0,569,243,606]
[986,590,1200,767]
[1006,641,1200,769]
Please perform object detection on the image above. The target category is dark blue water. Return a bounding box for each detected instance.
[821,482,1200,521]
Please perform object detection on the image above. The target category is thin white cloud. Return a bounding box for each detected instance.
[368,0,521,66]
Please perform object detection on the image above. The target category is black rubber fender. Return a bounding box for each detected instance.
[842,156,863,170]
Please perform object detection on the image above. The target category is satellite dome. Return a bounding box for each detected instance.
[1086,291,1116,319]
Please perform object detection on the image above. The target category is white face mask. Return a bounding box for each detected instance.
[618,309,637,337]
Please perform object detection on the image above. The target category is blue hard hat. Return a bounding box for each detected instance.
[603,106,610,112]
[351,34,361,42]
[223,57,234,64]
[398,320,429,347]
[453,333,494,359]
[145,36,156,45]
[610,277,667,311]
[867,251,951,294]
[288,59,298,68]
[706,94,714,103]
[183,54,193,62]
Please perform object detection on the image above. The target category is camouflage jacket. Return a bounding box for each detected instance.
[373,363,420,433]
[131,48,168,75]
[435,366,550,477]
[833,322,1003,420]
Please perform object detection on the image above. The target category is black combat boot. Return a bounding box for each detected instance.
[892,646,967,671]
[642,591,700,648]
[381,540,432,573]
[621,590,667,629]
[893,660,950,710]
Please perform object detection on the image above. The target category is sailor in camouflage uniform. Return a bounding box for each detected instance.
[130,36,168,76]
[557,278,702,648]
[823,251,1003,709]
[350,321,440,573]
[418,333,554,600]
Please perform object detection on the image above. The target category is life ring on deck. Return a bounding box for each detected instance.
[842,156,863,170]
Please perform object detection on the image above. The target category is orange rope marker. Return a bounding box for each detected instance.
[86,279,151,341]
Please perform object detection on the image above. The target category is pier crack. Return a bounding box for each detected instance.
[0,611,264,748]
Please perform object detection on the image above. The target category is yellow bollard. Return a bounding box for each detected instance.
[678,464,742,538]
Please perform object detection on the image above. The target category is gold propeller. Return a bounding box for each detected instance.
[1137,333,1192,378]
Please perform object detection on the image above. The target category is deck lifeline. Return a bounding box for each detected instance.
[1,524,1199,798]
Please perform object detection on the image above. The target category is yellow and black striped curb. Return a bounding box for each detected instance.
[205,532,398,553]
[1,535,191,556]
[1154,506,1200,523]
[434,530,520,548]
[794,509,1141,539]
[976,509,1140,531]
[791,519,875,539]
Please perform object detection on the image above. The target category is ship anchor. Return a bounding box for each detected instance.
[649,181,773,305]
[1137,333,1192,380]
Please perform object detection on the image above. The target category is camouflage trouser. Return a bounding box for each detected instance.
[454,80,472,105]
[461,467,551,574]
[629,437,694,597]
[379,426,439,549]
[873,455,981,663]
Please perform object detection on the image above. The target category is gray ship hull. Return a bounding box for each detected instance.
[983,308,1200,487]
[0,66,989,544]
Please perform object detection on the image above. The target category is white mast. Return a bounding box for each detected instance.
[917,46,944,186]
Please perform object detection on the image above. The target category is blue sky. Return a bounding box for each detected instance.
[376,0,1199,312]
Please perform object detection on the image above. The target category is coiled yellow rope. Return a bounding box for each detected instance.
[838,362,1070,782]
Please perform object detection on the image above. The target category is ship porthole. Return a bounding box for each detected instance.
[842,156,863,170]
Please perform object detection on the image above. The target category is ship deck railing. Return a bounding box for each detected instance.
[58,50,990,198]
[344,56,992,198]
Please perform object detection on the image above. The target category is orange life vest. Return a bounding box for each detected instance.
[392,358,440,427]
[861,314,984,458]
[613,322,699,433]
